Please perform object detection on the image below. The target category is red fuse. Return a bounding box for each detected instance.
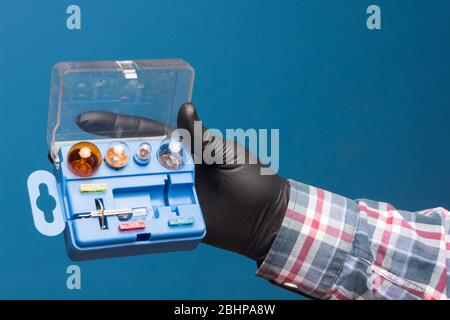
[119,221,146,231]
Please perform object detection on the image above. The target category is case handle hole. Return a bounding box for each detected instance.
[36,183,56,224]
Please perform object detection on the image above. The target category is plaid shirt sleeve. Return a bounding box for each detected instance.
[256,179,449,300]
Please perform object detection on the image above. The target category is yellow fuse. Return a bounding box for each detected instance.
[79,183,108,193]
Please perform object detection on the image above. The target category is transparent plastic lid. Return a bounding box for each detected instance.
[47,59,195,149]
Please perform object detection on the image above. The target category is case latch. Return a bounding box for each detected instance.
[115,60,138,79]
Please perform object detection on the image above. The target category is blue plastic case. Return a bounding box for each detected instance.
[27,60,206,261]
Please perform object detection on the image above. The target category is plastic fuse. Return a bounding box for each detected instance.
[168,217,194,227]
[79,183,108,193]
[119,221,146,231]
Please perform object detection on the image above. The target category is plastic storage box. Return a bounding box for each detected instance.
[27,59,206,261]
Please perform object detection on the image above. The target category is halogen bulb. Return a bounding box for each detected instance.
[158,138,185,170]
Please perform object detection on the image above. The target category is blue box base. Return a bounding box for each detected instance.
[56,138,206,261]
[64,223,205,261]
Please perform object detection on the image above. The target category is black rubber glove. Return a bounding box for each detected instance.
[76,103,290,263]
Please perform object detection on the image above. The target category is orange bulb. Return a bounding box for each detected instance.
[67,142,102,177]
[105,141,130,169]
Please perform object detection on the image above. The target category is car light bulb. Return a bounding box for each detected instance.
[105,141,130,169]
[134,142,152,166]
[67,142,102,177]
[158,138,185,170]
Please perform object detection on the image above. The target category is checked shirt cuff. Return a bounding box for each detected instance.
[256,179,357,298]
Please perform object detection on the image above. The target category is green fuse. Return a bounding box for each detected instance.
[168,216,194,227]
[79,183,108,193]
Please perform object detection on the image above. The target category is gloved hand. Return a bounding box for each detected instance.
[76,103,290,263]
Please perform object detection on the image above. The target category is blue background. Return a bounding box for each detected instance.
[0,0,448,299]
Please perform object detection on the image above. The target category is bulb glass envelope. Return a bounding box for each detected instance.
[27,60,206,260]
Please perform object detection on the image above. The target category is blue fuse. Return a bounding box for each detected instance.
[168,217,194,227]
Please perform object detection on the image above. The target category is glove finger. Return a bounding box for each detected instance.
[177,102,247,167]
[177,102,204,136]
[177,102,206,158]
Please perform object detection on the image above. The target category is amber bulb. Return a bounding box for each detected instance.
[67,142,102,177]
